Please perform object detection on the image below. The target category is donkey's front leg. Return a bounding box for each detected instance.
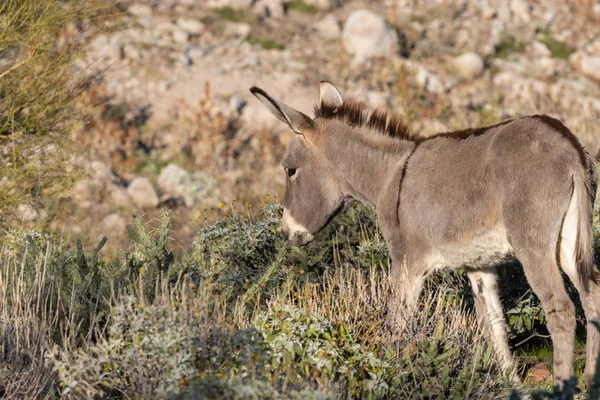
[388,258,426,334]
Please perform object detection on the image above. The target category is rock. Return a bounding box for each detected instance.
[127,177,159,208]
[128,4,153,17]
[225,22,251,38]
[531,41,551,57]
[172,27,189,44]
[304,0,330,10]
[314,14,341,40]
[252,0,286,18]
[176,18,205,35]
[342,10,399,63]
[17,204,37,222]
[123,44,140,61]
[184,46,207,65]
[527,363,551,384]
[229,95,247,113]
[100,214,127,238]
[570,51,600,83]
[510,0,531,22]
[416,66,444,94]
[451,52,484,80]
[90,34,122,62]
[108,186,131,207]
[158,164,189,193]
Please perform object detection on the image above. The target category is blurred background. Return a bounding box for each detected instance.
[3,0,600,253]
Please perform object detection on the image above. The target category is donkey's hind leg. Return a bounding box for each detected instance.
[468,268,517,381]
[515,249,576,387]
[558,209,600,389]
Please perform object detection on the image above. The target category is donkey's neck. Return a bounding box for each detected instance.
[319,129,416,207]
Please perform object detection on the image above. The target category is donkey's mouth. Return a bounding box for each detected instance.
[288,230,315,246]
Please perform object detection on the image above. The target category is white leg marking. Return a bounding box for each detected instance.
[469,270,515,373]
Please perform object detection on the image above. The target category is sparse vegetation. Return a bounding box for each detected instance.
[287,0,318,14]
[212,6,247,22]
[536,31,574,60]
[3,203,600,398]
[0,0,117,225]
[494,34,526,59]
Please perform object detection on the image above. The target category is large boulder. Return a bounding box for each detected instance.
[342,10,399,63]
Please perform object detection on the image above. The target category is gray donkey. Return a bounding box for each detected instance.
[250,81,600,389]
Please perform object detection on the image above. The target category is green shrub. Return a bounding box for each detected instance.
[0,0,117,225]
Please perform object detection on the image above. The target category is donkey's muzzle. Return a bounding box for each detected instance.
[281,209,314,246]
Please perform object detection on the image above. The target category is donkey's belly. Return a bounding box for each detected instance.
[428,228,515,270]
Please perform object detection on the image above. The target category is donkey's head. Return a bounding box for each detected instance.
[249,82,346,245]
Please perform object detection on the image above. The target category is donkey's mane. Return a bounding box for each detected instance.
[313,100,418,141]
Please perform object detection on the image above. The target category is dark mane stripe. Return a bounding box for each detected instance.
[313,100,414,140]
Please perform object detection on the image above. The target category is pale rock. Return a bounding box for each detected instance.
[342,10,399,63]
[531,41,551,57]
[252,0,286,18]
[510,0,531,22]
[17,204,37,222]
[225,22,251,38]
[100,214,127,238]
[128,4,153,17]
[570,51,600,83]
[90,35,122,62]
[127,177,159,208]
[108,186,131,207]
[229,95,247,113]
[123,44,140,61]
[304,0,331,10]
[172,27,189,44]
[451,52,484,79]
[314,14,341,40]
[416,66,444,94]
[176,18,205,35]
[158,164,189,194]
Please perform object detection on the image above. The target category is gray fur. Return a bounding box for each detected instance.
[250,82,600,390]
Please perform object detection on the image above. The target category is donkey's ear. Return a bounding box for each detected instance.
[249,87,314,134]
[319,81,343,109]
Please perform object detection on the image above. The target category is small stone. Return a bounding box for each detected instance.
[127,177,159,208]
[229,95,247,113]
[17,204,37,222]
[304,0,331,11]
[123,44,140,61]
[451,52,485,80]
[527,363,551,384]
[172,27,189,44]
[128,4,153,17]
[314,14,341,40]
[416,66,444,94]
[108,186,131,207]
[157,164,189,194]
[184,46,207,65]
[570,51,600,83]
[531,41,551,57]
[225,22,251,38]
[176,18,205,35]
[100,214,127,238]
[342,9,399,63]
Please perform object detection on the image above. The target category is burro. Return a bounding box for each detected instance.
[250,81,600,390]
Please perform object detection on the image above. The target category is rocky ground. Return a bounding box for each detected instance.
[34,0,600,252]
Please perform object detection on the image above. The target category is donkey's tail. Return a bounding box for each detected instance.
[575,156,600,291]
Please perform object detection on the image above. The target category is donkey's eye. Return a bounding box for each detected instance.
[286,168,297,177]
